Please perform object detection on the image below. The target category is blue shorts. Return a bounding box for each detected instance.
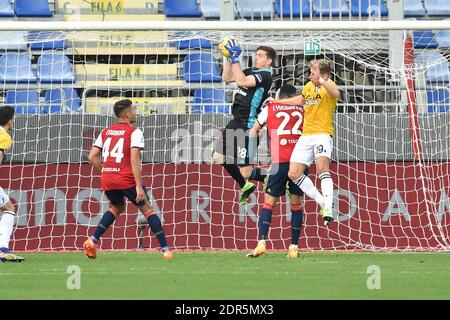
[105,186,148,207]
[265,163,309,198]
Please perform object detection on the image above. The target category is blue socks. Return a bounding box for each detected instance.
[258,205,273,240]
[290,205,304,246]
[147,214,169,250]
[92,210,116,243]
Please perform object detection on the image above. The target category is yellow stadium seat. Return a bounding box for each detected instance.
[57,0,159,14]
[75,64,178,82]
[64,14,165,21]
[85,97,186,114]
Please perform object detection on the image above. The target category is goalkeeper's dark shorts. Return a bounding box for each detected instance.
[265,163,309,198]
[105,186,149,207]
[215,119,259,167]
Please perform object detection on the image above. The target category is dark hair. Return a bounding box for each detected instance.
[278,84,297,99]
[256,46,277,66]
[0,106,15,126]
[113,99,133,118]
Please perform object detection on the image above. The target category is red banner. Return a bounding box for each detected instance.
[1,162,450,251]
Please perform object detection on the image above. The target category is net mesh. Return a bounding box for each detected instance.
[0,28,449,252]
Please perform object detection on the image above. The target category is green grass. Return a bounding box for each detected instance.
[1,251,450,299]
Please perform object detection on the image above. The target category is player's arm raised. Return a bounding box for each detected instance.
[0,149,4,166]
[270,94,306,106]
[88,147,102,171]
[222,57,234,83]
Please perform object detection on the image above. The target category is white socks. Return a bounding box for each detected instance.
[292,174,326,208]
[319,172,334,211]
[0,211,15,249]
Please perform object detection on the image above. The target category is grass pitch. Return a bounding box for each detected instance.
[1,251,449,299]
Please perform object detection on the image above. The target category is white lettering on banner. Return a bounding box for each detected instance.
[239,193,258,222]
[191,190,211,223]
[105,130,125,136]
[334,189,357,222]
[34,188,67,226]
[171,128,191,163]
[73,189,108,226]
[382,189,411,222]
[437,188,450,222]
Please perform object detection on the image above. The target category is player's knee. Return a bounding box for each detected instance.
[288,170,300,182]
[1,201,15,213]
[110,205,124,216]
[212,151,225,164]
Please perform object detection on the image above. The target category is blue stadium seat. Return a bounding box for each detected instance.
[192,89,229,113]
[14,0,52,17]
[164,0,202,17]
[424,0,450,16]
[427,89,449,112]
[28,31,66,51]
[201,0,221,18]
[413,31,438,49]
[44,88,81,113]
[275,0,311,17]
[0,0,14,17]
[183,53,222,83]
[236,0,273,18]
[416,51,450,83]
[5,90,41,114]
[0,53,37,84]
[175,39,212,50]
[0,32,28,51]
[404,0,425,17]
[350,0,388,16]
[313,0,349,16]
[37,52,75,84]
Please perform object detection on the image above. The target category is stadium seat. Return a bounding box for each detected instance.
[0,32,28,51]
[28,31,66,51]
[416,51,450,83]
[44,88,81,113]
[312,0,349,16]
[37,52,75,84]
[14,0,53,17]
[164,0,202,17]
[350,0,388,16]
[275,0,312,17]
[427,89,450,112]
[183,53,222,83]
[0,53,37,83]
[201,0,221,18]
[0,0,14,17]
[175,39,212,50]
[192,89,230,113]
[413,31,438,49]
[435,19,450,48]
[5,90,41,114]
[236,0,273,18]
[404,0,426,17]
[424,0,450,16]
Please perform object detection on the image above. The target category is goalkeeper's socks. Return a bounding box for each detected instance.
[147,214,169,249]
[92,210,116,243]
[222,163,246,189]
[258,204,273,240]
[250,168,266,183]
[319,172,334,211]
[290,205,304,246]
[0,211,15,249]
[292,174,326,208]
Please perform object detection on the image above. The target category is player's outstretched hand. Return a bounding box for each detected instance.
[263,96,275,106]
[136,186,145,203]
[225,41,242,64]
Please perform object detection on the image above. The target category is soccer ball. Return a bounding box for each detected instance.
[219,37,239,58]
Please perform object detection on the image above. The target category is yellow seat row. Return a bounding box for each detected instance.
[75,64,178,81]
[85,97,186,114]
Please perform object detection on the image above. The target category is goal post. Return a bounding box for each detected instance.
[0,20,450,252]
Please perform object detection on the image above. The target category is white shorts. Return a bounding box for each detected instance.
[0,187,10,208]
[290,134,333,165]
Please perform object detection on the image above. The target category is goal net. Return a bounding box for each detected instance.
[1,22,450,252]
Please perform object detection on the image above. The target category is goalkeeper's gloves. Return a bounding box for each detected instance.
[225,41,242,64]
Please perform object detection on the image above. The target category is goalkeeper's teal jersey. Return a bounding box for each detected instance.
[232,68,272,129]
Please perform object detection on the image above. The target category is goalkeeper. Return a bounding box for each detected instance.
[213,38,276,205]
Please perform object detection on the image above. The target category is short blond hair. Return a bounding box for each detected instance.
[311,59,333,75]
